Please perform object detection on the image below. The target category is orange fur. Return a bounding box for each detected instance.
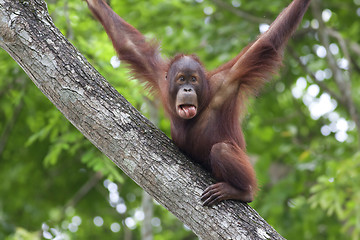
[86,0,311,205]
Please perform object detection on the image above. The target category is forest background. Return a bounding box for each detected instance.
[1,0,360,239]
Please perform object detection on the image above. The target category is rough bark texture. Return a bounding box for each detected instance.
[0,1,284,239]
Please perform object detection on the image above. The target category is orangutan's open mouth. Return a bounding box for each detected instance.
[177,104,197,119]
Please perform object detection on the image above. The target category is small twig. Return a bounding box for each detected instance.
[325,28,352,74]
[64,0,74,40]
[64,171,103,209]
[326,28,360,56]
[326,28,360,73]
[211,0,272,24]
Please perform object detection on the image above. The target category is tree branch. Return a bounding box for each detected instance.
[311,0,360,141]
[326,28,360,57]
[326,28,360,73]
[0,0,284,239]
[287,46,344,105]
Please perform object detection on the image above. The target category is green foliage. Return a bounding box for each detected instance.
[1,0,360,239]
[310,152,360,239]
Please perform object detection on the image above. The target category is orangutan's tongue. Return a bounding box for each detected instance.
[179,105,196,119]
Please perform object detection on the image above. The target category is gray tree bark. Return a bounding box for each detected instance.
[0,1,284,239]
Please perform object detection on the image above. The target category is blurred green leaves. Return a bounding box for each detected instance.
[310,153,360,239]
